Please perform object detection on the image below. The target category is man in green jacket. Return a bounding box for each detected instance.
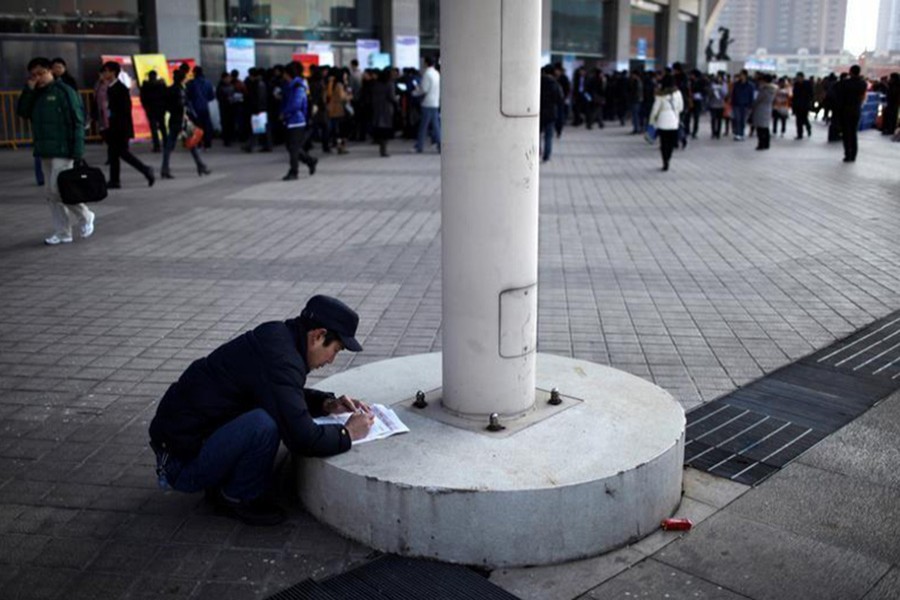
[17,57,95,246]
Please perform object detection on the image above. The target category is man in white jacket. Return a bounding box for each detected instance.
[413,56,441,153]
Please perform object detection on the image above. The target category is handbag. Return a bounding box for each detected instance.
[57,160,108,205]
[644,124,657,144]
[183,119,204,149]
[251,111,268,135]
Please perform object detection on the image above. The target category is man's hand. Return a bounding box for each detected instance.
[26,76,37,90]
[345,411,375,441]
[324,395,371,415]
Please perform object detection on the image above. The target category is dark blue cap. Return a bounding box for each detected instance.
[302,295,363,352]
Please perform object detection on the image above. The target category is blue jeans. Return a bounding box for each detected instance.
[542,122,553,161]
[732,105,749,137]
[416,106,441,152]
[630,102,644,132]
[161,126,205,173]
[154,408,280,501]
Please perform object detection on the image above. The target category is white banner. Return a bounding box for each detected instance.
[225,38,255,80]
[394,35,420,70]
[309,42,334,68]
[356,39,381,69]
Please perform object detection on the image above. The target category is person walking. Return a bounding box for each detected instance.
[882,72,899,136]
[186,66,215,149]
[242,68,272,152]
[833,65,868,162]
[730,70,754,141]
[280,62,317,180]
[370,67,398,157]
[540,64,563,162]
[772,77,790,138]
[17,57,94,245]
[648,74,684,172]
[707,74,727,139]
[102,61,154,189]
[792,72,814,139]
[325,69,351,154]
[413,56,441,153]
[752,74,777,150]
[160,69,210,179]
[140,70,168,152]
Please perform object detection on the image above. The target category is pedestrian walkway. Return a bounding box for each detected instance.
[0,119,897,599]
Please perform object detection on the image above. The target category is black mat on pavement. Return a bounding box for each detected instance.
[685,310,900,485]
[266,555,519,600]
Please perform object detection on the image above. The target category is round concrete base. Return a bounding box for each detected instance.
[297,353,685,567]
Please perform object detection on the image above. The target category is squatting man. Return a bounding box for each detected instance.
[149,295,374,525]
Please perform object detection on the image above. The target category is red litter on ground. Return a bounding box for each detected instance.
[660,518,694,531]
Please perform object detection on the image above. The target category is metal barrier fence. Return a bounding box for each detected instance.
[0,89,102,149]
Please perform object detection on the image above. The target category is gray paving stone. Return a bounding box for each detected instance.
[582,558,751,599]
[655,511,891,600]
[863,567,900,600]
[727,461,900,565]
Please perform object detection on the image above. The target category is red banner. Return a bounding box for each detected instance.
[167,58,196,82]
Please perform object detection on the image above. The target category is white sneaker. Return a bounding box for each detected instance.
[44,233,73,245]
[80,211,95,238]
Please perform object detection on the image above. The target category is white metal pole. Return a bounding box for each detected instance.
[441,0,541,418]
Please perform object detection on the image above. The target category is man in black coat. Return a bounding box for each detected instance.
[101,61,154,188]
[833,65,869,162]
[149,295,373,526]
[139,70,168,152]
[792,72,814,139]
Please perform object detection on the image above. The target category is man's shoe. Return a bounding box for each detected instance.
[44,233,73,245]
[161,170,175,180]
[282,171,298,181]
[107,181,122,189]
[213,491,287,526]
[308,159,318,176]
[146,167,156,187]
[80,212,95,238]
[843,157,855,162]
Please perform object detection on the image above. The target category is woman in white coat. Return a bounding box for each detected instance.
[649,74,684,171]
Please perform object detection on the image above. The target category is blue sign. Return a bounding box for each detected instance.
[636,38,648,60]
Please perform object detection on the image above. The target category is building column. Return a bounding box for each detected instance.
[145,0,201,61]
[614,0,632,70]
[663,0,681,67]
[541,0,552,57]
[695,0,709,70]
[385,0,420,64]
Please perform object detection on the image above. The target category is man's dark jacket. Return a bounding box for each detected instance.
[792,80,814,112]
[107,79,135,141]
[149,318,352,461]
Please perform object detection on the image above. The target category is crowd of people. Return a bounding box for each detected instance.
[537,61,899,169]
[15,51,900,245]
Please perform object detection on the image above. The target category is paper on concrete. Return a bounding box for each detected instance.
[314,404,409,444]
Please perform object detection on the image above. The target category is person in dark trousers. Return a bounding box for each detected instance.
[242,68,272,152]
[216,71,236,146]
[149,295,374,526]
[140,70,168,152]
[881,72,899,136]
[17,56,93,245]
[161,69,210,179]
[792,72,814,139]
[553,63,570,138]
[101,61,154,189]
[752,73,776,150]
[539,64,563,162]
[649,74,684,172]
[730,70,754,140]
[186,66,215,149]
[370,67,398,157]
[280,62,317,180]
[833,65,868,162]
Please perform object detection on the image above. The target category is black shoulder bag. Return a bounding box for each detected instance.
[56,84,108,205]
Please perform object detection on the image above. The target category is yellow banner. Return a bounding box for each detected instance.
[133,54,171,86]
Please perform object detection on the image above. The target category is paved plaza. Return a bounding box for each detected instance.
[0,120,897,599]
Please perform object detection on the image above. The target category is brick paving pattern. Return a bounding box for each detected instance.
[0,120,897,599]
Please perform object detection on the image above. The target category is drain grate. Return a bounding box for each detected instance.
[686,309,900,485]
[266,555,519,600]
